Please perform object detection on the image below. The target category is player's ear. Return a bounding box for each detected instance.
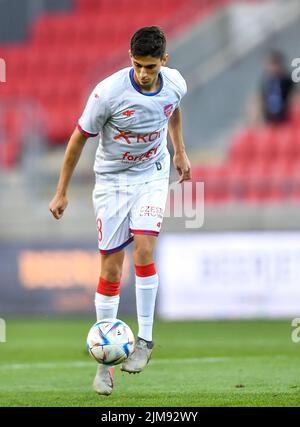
[128,49,133,60]
[162,53,169,66]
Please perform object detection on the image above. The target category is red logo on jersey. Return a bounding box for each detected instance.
[122,144,161,161]
[114,129,133,144]
[114,128,162,144]
[122,110,136,117]
[164,104,173,118]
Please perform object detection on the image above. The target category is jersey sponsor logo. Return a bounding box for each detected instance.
[139,205,164,218]
[122,143,161,162]
[114,128,162,144]
[122,109,135,117]
[164,104,173,118]
[114,129,133,144]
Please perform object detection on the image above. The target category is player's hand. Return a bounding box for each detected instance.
[49,193,68,220]
[173,151,191,183]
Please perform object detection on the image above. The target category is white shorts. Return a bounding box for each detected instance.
[92,177,169,254]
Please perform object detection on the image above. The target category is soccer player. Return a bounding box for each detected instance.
[49,26,191,396]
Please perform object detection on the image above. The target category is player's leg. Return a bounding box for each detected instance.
[95,250,125,322]
[121,234,158,373]
[121,177,169,373]
[133,234,158,343]
[92,183,133,395]
[93,250,125,395]
[93,181,132,323]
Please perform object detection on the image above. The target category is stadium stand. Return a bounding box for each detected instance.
[1,0,299,241]
[192,92,300,204]
[0,0,233,169]
[3,0,297,210]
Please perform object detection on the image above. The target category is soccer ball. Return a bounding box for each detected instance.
[87,318,135,366]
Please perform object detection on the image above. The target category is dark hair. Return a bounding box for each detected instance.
[130,26,166,58]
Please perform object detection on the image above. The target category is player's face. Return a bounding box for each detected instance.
[129,52,168,90]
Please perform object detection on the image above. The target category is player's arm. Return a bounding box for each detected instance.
[49,127,88,220]
[168,106,191,183]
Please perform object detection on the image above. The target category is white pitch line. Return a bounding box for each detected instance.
[0,357,229,371]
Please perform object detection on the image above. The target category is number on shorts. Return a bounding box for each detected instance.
[96,218,103,242]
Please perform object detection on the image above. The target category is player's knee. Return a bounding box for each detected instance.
[133,245,154,265]
[100,252,124,282]
[101,262,122,282]
[102,269,122,283]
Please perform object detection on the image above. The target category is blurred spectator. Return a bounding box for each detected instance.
[261,51,295,123]
[248,51,295,125]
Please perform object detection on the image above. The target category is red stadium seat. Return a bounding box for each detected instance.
[192,164,231,204]
[289,97,300,126]
[74,0,103,13]
[194,118,300,205]
[229,128,256,163]
[275,126,300,161]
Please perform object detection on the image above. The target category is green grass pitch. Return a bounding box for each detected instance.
[0,317,299,407]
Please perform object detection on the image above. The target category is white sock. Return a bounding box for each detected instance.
[135,273,158,342]
[95,292,120,322]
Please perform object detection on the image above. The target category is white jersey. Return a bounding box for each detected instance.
[78,66,187,183]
